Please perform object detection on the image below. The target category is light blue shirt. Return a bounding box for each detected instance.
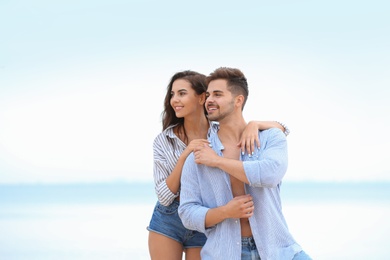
[178,128,302,260]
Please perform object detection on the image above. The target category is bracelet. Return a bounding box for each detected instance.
[275,121,290,136]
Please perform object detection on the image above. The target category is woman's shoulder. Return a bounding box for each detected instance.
[153,124,177,144]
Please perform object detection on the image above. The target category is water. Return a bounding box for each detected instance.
[1,182,389,259]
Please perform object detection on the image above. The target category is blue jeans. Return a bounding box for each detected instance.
[147,200,207,248]
[241,237,260,259]
[241,237,312,260]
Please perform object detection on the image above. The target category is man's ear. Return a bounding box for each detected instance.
[235,95,245,108]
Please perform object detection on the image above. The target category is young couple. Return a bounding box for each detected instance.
[147,68,311,259]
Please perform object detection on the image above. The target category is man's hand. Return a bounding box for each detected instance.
[204,194,254,228]
[183,139,210,158]
[224,194,254,219]
[194,143,219,167]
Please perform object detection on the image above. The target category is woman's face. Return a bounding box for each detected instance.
[170,79,202,118]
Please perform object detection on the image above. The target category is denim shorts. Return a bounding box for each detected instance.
[147,200,207,249]
[241,237,312,260]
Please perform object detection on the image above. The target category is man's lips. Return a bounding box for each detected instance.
[207,107,217,113]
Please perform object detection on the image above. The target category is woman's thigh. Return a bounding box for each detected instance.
[148,231,183,260]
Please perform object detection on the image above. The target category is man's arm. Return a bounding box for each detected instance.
[193,144,249,184]
[238,121,289,156]
[193,128,288,187]
[243,128,288,187]
[204,194,254,227]
[178,153,210,233]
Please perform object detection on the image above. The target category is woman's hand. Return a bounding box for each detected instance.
[183,139,210,157]
[238,121,260,156]
[238,121,289,155]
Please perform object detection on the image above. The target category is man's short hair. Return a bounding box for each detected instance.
[206,67,249,109]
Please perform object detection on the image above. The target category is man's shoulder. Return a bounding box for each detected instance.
[183,151,196,168]
[259,127,285,138]
[258,128,287,146]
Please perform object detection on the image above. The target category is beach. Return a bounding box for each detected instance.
[0,182,389,259]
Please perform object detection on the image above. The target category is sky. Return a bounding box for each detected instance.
[0,0,389,184]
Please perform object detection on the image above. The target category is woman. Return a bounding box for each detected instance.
[147,70,289,260]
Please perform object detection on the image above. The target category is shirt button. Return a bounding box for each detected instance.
[237,242,240,245]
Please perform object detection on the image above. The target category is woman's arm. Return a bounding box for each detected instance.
[164,139,210,198]
[154,137,210,206]
[238,121,290,155]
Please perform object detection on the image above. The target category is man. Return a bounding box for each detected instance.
[178,67,311,260]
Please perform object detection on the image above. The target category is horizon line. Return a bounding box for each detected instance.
[1,179,390,186]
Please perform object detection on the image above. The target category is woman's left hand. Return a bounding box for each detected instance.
[238,121,260,156]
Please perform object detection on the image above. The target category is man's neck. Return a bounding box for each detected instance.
[217,117,247,145]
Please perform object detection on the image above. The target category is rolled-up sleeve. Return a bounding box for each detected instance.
[243,128,288,188]
[153,135,180,206]
[178,153,209,233]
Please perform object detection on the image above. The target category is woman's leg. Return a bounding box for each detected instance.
[184,247,202,260]
[148,231,183,260]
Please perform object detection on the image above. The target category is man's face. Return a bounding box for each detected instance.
[205,79,235,122]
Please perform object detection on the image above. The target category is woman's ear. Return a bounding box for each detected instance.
[199,93,206,105]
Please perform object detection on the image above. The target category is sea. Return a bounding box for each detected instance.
[0,181,389,260]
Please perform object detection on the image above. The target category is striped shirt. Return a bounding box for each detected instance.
[178,128,302,260]
[152,122,219,206]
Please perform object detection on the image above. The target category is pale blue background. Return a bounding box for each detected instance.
[1,1,390,259]
[1,0,389,184]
